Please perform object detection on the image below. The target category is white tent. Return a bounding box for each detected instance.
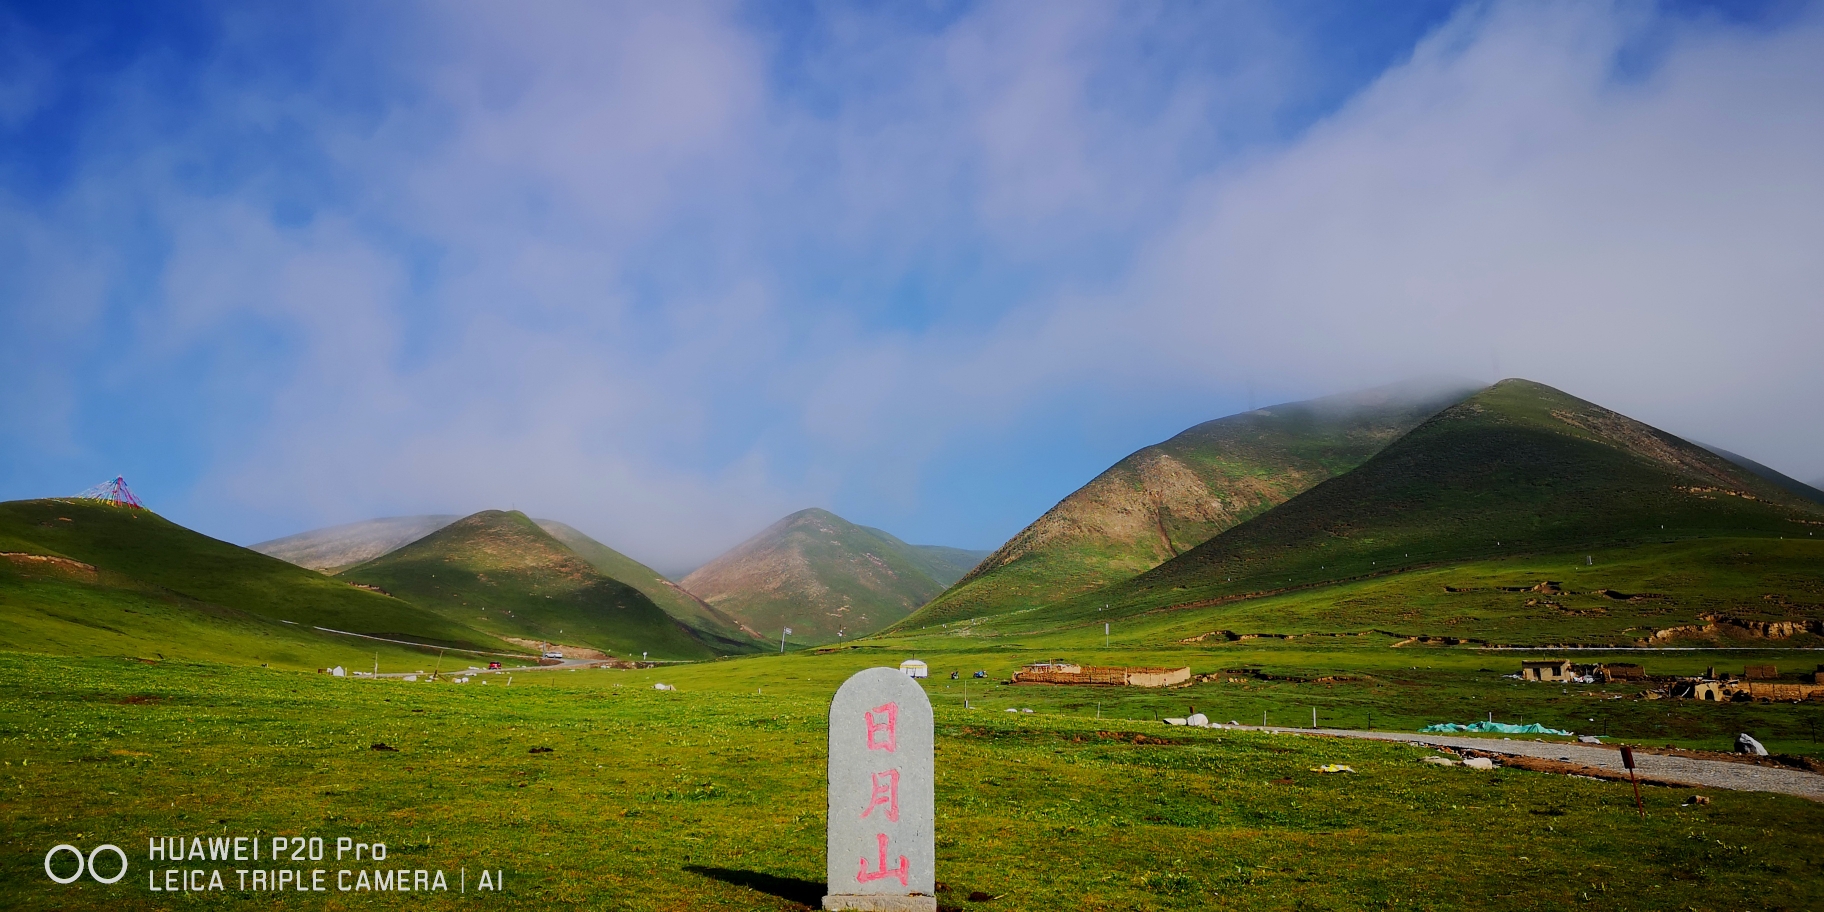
[898,659,928,679]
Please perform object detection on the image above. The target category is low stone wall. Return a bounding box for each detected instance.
[1741,682,1824,702]
[1010,666,1190,688]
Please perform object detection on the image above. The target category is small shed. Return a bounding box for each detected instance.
[1521,660,1572,682]
[899,659,929,679]
[1600,663,1645,682]
[330,665,347,678]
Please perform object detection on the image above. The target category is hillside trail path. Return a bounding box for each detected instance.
[1237,726,1824,801]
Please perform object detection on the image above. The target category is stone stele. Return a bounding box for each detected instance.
[824,667,936,912]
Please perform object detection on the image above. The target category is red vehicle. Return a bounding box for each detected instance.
[488,662,502,670]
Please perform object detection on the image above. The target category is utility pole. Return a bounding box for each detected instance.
[373,652,378,680]
[1105,622,1110,648]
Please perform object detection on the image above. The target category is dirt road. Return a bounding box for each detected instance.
[1243,726,1824,801]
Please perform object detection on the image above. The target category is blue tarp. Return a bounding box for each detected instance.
[1421,721,1574,736]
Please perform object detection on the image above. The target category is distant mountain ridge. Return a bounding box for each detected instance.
[252,515,459,572]
[253,512,767,652]
[534,519,765,652]
[338,511,713,660]
[914,380,1479,625]
[908,545,992,583]
[681,508,988,645]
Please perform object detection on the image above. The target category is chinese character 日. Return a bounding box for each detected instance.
[865,702,897,752]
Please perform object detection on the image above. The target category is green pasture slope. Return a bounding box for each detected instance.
[3,651,1822,911]
[917,382,1477,625]
[340,511,715,661]
[975,380,1824,632]
[905,538,1824,648]
[0,499,509,669]
[535,519,765,654]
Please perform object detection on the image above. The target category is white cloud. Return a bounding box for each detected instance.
[3,1,1820,565]
[893,1,1824,487]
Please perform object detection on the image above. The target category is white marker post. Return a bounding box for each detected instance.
[825,668,935,911]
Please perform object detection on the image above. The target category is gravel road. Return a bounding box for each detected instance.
[1241,726,1824,801]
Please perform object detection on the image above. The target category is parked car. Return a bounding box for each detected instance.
[488,662,502,670]
[542,651,564,659]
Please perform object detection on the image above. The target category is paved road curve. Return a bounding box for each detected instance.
[1237,725,1824,801]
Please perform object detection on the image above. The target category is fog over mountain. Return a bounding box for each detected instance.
[2,2,1820,570]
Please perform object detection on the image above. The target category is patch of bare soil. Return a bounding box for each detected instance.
[1,551,99,579]
[1489,753,1699,788]
[502,638,608,660]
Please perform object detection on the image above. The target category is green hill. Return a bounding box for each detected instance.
[1052,379,1824,629]
[251,515,458,572]
[0,499,504,667]
[907,545,992,584]
[339,510,714,660]
[911,381,1477,626]
[534,519,765,653]
[680,508,963,645]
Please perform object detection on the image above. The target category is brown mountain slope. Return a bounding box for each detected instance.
[913,381,1478,624]
[681,509,956,645]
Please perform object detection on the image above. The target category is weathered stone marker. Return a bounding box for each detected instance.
[824,667,935,912]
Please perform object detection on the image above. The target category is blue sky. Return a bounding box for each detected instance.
[2,0,1820,570]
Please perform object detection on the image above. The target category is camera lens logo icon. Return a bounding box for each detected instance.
[44,844,127,885]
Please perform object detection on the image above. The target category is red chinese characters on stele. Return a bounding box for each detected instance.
[856,702,909,886]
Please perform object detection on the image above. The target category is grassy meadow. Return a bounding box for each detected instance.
[6,476,1823,909]
[4,647,1823,911]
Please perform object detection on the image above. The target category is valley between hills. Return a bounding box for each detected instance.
[5,377,1824,910]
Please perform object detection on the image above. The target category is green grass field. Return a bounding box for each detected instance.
[911,539,1824,648]
[4,649,1822,911]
